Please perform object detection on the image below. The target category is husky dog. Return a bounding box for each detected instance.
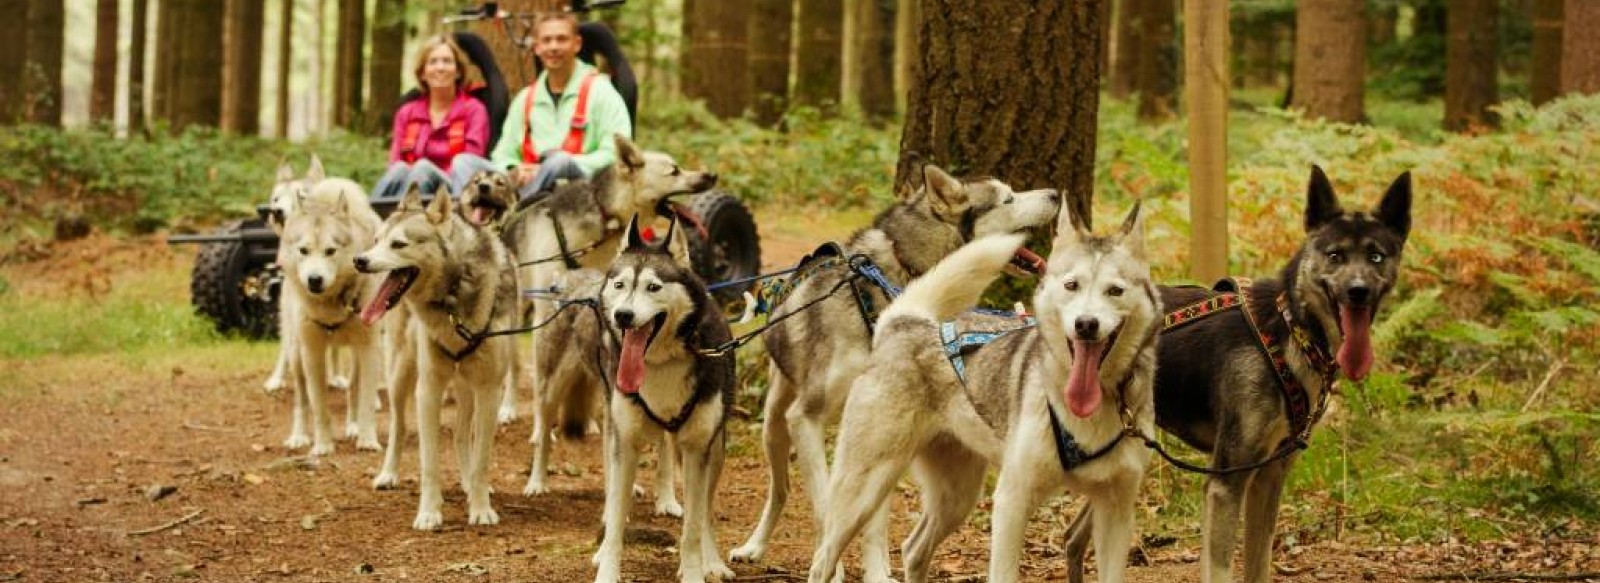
[521,266,683,516]
[503,135,717,453]
[276,193,385,455]
[592,218,736,583]
[732,165,1061,580]
[807,201,1158,583]
[460,169,517,228]
[264,156,373,394]
[355,185,520,530]
[1062,166,1412,583]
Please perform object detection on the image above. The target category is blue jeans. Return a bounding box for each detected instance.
[517,151,588,203]
[372,154,498,201]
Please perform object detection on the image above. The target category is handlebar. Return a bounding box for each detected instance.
[441,0,625,24]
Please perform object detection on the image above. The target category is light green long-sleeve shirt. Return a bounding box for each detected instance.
[490,61,632,177]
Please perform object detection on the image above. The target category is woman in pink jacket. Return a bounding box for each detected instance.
[372,35,496,200]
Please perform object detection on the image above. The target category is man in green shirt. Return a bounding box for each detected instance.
[490,13,632,201]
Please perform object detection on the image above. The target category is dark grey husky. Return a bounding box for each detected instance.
[1064,165,1412,583]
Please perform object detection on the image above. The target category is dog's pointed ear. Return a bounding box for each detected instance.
[1305,164,1343,232]
[276,160,296,183]
[663,217,693,266]
[615,134,646,171]
[922,164,968,217]
[1118,199,1146,261]
[306,155,326,183]
[1377,171,1412,240]
[425,183,452,225]
[399,183,425,212]
[624,214,648,251]
[1050,198,1092,258]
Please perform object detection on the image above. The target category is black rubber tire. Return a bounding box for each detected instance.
[190,220,279,339]
[681,191,762,305]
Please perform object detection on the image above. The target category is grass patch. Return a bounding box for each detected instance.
[0,266,222,359]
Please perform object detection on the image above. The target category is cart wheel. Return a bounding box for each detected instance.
[681,191,761,305]
[191,220,280,339]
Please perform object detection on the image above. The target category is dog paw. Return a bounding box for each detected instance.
[654,499,683,518]
[729,543,765,563]
[631,484,648,498]
[522,479,550,497]
[330,375,351,391]
[356,437,382,452]
[412,510,444,531]
[282,433,311,449]
[309,442,335,457]
[372,472,399,490]
[497,405,518,425]
[343,422,361,440]
[263,376,285,394]
[863,574,901,583]
[467,506,500,526]
[703,560,735,582]
[592,565,620,583]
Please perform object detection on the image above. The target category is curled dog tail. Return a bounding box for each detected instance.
[879,234,1027,329]
[559,383,600,440]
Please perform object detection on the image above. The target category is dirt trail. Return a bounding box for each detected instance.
[0,220,1591,583]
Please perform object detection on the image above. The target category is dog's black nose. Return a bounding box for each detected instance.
[1074,316,1100,340]
[1347,285,1371,305]
[614,310,635,329]
[478,183,491,195]
[354,256,370,272]
[704,172,719,185]
[307,275,325,294]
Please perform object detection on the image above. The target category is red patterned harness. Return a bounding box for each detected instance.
[1162,277,1337,436]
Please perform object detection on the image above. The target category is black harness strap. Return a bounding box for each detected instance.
[1047,404,1132,471]
[551,214,583,270]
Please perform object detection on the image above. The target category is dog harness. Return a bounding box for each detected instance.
[757,243,903,334]
[521,73,599,164]
[308,284,364,333]
[1161,277,1337,435]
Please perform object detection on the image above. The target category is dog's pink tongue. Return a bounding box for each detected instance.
[617,325,653,394]
[359,274,401,326]
[472,207,491,225]
[1338,305,1374,381]
[1065,340,1105,418]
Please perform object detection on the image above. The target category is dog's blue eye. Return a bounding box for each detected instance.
[390,241,408,250]
[1369,252,1385,264]
[646,283,662,293]
[1064,278,1079,291]
[1107,286,1124,297]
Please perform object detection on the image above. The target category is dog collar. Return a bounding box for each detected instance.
[309,284,363,333]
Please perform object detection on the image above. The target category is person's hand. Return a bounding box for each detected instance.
[515,163,540,187]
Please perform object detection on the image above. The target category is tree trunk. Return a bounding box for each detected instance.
[90,0,118,123]
[842,0,895,118]
[367,0,405,134]
[1530,0,1562,104]
[224,0,266,135]
[1445,0,1499,131]
[129,0,148,132]
[895,0,1103,212]
[1136,0,1175,121]
[793,0,843,108]
[153,0,176,122]
[1186,0,1228,283]
[1098,0,1111,83]
[276,0,293,138]
[1560,0,1600,95]
[1291,0,1365,123]
[747,0,793,125]
[0,0,28,122]
[683,0,748,118]
[169,0,226,130]
[1111,0,1143,99]
[333,0,366,128]
[893,0,919,112]
[1370,3,1398,46]
[24,0,64,126]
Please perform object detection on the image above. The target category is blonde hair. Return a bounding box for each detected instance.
[535,13,581,36]
[412,35,478,92]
